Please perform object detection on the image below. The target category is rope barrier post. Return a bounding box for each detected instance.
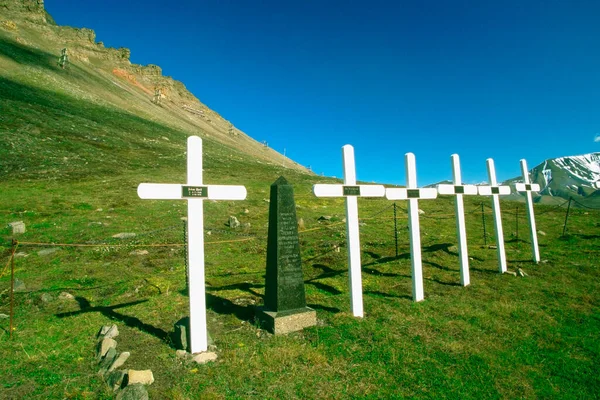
[562,197,572,237]
[9,239,16,339]
[393,202,398,258]
[515,205,519,248]
[480,202,487,245]
[182,219,189,295]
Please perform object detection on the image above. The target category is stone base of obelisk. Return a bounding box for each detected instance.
[256,307,316,335]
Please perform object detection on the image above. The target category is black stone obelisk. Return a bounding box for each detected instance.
[257,177,316,334]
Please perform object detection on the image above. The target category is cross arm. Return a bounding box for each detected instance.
[385,187,438,200]
[515,183,541,192]
[313,184,385,198]
[437,184,478,195]
[477,186,511,196]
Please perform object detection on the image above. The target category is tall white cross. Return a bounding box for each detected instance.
[477,158,510,273]
[137,136,247,353]
[313,145,385,317]
[386,153,437,302]
[515,159,541,263]
[437,154,478,286]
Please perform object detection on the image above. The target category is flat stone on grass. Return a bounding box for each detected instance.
[112,232,136,239]
[192,351,218,364]
[126,369,154,386]
[108,351,130,372]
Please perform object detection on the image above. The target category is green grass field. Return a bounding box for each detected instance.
[1,15,600,400]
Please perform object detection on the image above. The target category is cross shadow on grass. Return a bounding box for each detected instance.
[206,293,255,323]
[55,296,171,345]
[304,264,346,295]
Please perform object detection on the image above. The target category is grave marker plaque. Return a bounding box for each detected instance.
[257,177,316,334]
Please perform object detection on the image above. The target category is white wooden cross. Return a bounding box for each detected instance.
[386,153,437,302]
[437,154,478,286]
[515,159,541,263]
[137,136,247,353]
[477,158,510,273]
[313,145,385,318]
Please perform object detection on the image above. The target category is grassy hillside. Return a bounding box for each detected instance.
[1,4,600,400]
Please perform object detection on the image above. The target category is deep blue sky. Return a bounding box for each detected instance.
[46,1,600,185]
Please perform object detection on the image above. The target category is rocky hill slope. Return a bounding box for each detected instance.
[506,153,600,205]
[0,0,308,180]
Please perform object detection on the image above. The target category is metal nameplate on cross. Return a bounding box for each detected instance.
[386,153,437,302]
[476,158,509,273]
[516,159,541,263]
[313,145,385,318]
[138,136,247,354]
[436,154,478,286]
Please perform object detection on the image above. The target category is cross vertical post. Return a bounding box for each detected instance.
[437,154,478,286]
[386,153,437,302]
[477,159,510,273]
[138,136,247,353]
[313,145,386,317]
[516,159,541,263]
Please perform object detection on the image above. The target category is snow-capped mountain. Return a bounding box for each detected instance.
[507,153,600,200]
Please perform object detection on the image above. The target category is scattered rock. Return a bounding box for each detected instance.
[59,292,74,300]
[38,248,60,256]
[108,351,130,372]
[13,278,26,292]
[98,324,119,340]
[0,313,8,319]
[297,218,305,230]
[537,230,546,236]
[98,347,118,373]
[517,268,528,277]
[541,259,549,264]
[39,293,54,303]
[129,250,149,256]
[14,252,28,258]
[318,215,332,221]
[241,222,251,229]
[176,349,188,359]
[243,209,250,214]
[112,233,136,239]
[192,351,218,364]
[263,198,270,203]
[96,208,103,212]
[448,245,458,253]
[505,271,517,276]
[488,245,498,250]
[127,370,154,386]
[8,221,26,234]
[106,369,126,391]
[418,209,425,215]
[173,317,190,351]
[97,338,117,360]
[228,216,240,228]
[116,384,148,400]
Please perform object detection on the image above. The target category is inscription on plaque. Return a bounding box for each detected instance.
[182,186,208,198]
[525,184,532,191]
[454,185,465,194]
[407,189,421,199]
[343,186,361,196]
[491,187,500,195]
